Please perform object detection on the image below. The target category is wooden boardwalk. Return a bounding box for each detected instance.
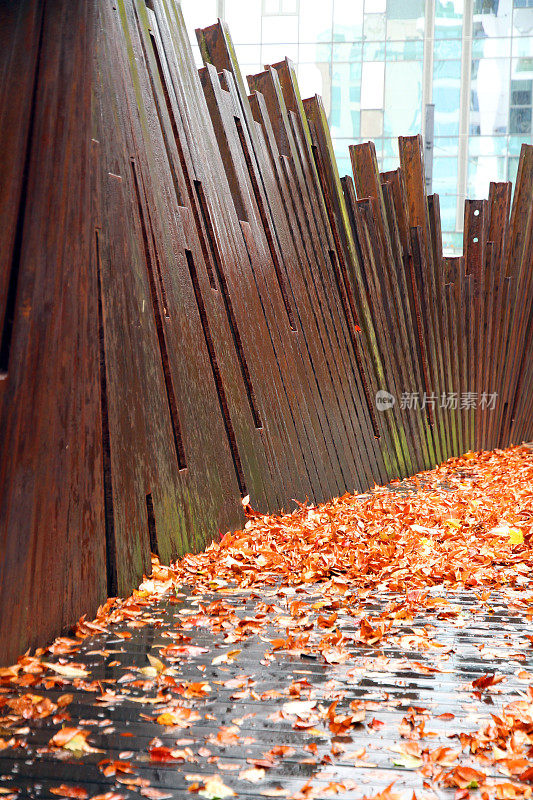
[2,457,533,800]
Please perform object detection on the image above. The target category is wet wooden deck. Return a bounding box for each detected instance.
[1,577,532,799]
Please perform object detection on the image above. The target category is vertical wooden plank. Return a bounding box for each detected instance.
[0,0,106,664]
[398,136,448,461]
[0,0,44,354]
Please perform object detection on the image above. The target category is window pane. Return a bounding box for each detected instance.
[261,14,298,43]
[190,43,203,68]
[386,0,425,40]
[300,42,332,61]
[333,0,364,40]
[299,0,333,42]
[332,146,352,178]
[361,61,385,108]
[513,35,533,55]
[371,136,385,161]
[282,0,298,12]
[513,4,533,37]
[472,37,511,58]
[382,137,399,156]
[330,62,361,135]
[332,42,363,60]
[384,61,422,135]
[509,135,525,155]
[364,13,386,39]
[433,60,461,135]
[508,155,520,184]
[433,156,458,194]
[180,0,218,46]
[382,155,400,170]
[386,39,424,59]
[223,0,261,43]
[473,0,512,39]
[235,44,262,64]
[361,109,384,136]
[442,231,463,254]
[434,136,461,156]
[261,42,298,62]
[437,194,458,231]
[512,55,533,82]
[435,0,464,39]
[365,0,386,12]
[468,134,508,155]
[363,41,386,59]
[510,106,532,132]
[434,39,463,59]
[468,155,506,196]
[471,57,510,134]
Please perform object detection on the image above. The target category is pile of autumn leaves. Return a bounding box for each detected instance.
[174,446,533,595]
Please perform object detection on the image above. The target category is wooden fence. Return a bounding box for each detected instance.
[0,0,532,664]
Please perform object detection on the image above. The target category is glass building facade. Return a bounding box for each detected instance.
[180,0,533,252]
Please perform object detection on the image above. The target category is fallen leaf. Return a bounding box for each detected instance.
[199,776,236,799]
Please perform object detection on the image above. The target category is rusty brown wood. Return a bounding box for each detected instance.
[302,97,387,479]
[398,136,448,463]
[427,194,454,459]
[0,0,106,664]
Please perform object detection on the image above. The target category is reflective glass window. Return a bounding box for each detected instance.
[433,60,462,135]
[435,0,464,39]
[468,154,507,196]
[332,42,363,61]
[262,14,298,43]
[361,108,384,136]
[333,0,364,41]
[361,61,385,108]
[386,0,425,40]
[433,155,459,194]
[224,0,262,43]
[331,62,361,136]
[384,61,422,135]
[364,13,386,40]
[299,0,333,42]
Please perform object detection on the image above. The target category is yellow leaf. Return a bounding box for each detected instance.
[138,666,158,677]
[239,767,265,782]
[509,528,524,545]
[128,695,166,704]
[445,518,461,529]
[199,777,236,799]
[63,733,96,754]
[305,728,324,736]
[282,700,316,716]
[156,708,200,727]
[41,663,89,678]
[392,753,423,769]
[212,649,241,665]
[147,655,167,673]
